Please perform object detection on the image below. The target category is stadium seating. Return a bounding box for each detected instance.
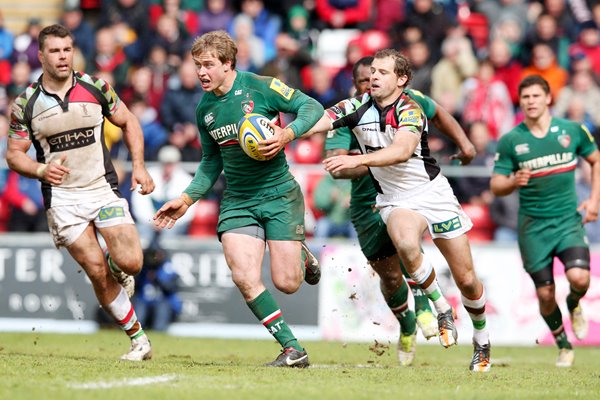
[461,203,495,242]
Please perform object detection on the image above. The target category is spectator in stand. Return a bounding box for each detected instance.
[286,5,314,53]
[405,0,455,63]
[131,145,193,244]
[488,37,522,105]
[306,64,338,108]
[568,20,600,76]
[167,122,201,162]
[431,32,478,116]
[374,0,405,32]
[147,44,176,89]
[236,0,281,62]
[3,169,47,232]
[159,60,203,131]
[313,174,356,239]
[315,0,373,30]
[454,121,496,205]
[99,0,150,64]
[128,97,169,161]
[489,191,519,242]
[461,59,515,140]
[405,39,433,95]
[89,26,131,91]
[331,37,364,101]
[198,0,234,35]
[563,97,599,139]
[554,70,600,129]
[0,10,14,86]
[6,62,32,100]
[149,0,199,36]
[151,14,190,69]
[120,65,166,113]
[522,13,571,70]
[61,5,96,61]
[260,32,313,91]
[542,0,578,41]
[521,42,568,99]
[230,14,266,71]
[10,18,42,74]
[132,239,182,331]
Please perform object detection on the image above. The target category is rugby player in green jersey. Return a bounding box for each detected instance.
[491,75,600,368]
[153,31,323,368]
[324,56,477,366]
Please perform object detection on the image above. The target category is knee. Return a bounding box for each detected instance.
[568,271,590,291]
[537,287,556,312]
[116,251,143,275]
[455,273,480,295]
[273,275,302,294]
[394,242,421,265]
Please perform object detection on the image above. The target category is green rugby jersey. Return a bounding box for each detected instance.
[324,89,436,211]
[184,71,324,200]
[493,117,598,218]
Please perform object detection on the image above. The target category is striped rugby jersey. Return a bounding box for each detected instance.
[8,71,121,208]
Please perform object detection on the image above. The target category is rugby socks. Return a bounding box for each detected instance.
[408,256,452,314]
[407,278,433,316]
[386,280,417,335]
[247,290,303,352]
[566,285,587,313]
[543,306,572,350]
[461,290,489,346]
[104,286,145,339]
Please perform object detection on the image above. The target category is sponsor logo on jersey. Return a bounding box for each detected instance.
[234,89,243,96]
[515,143,530,155]
[551,126,559,132]
[47,127,96,152]
[557,132,571,148]
[399,109,422,126]
[432,217,462,233]
[269,78,294,100]
[241,99,254,114]
[209,123,238,142]
[80,103,90,117]
[204,112,215,126]
[98,206,125,221]
[518,152,574,170]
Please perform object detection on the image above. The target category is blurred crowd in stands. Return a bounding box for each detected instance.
[1,0,600,243]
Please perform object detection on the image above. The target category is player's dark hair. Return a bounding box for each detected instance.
[518,75,551,96]
[38,24,74,51]
[191,30,237,69]
[352,56,374,81]
[373,48,412,85]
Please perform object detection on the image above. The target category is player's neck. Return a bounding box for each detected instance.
[214,70,237,97]
[374,88,403,109]
[524,112,552,138]
[41,72,73,100]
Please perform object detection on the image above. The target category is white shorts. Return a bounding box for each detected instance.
[46,195,134,248]
[377,175,472,240]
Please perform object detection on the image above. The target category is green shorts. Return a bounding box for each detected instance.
[351,205,396,261]
[518,211,588,274]
[218,179,306,241]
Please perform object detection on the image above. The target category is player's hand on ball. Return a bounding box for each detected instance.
[153,198,189,229]
[258,123,292,159]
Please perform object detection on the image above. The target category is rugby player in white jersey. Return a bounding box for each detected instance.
[6,24,155,361]
[309,49,491,372]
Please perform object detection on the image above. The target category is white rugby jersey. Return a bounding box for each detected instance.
[8,72,122,208]
[327,92,441,197]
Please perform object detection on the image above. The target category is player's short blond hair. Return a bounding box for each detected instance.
[191,30,237,69]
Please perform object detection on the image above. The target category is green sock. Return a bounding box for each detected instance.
[566,286,587,313]
[542,306,572,350]
[247,290,302,351]
[386,282,417,335]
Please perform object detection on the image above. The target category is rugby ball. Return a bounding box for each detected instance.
[237,113,275,161]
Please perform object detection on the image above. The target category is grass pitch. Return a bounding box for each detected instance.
[1,330,599,400]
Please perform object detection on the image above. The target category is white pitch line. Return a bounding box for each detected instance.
[69,374,179,389]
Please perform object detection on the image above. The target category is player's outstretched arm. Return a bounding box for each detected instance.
[153,195,191,230]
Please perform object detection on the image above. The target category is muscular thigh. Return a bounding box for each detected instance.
[66,224,105,277]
